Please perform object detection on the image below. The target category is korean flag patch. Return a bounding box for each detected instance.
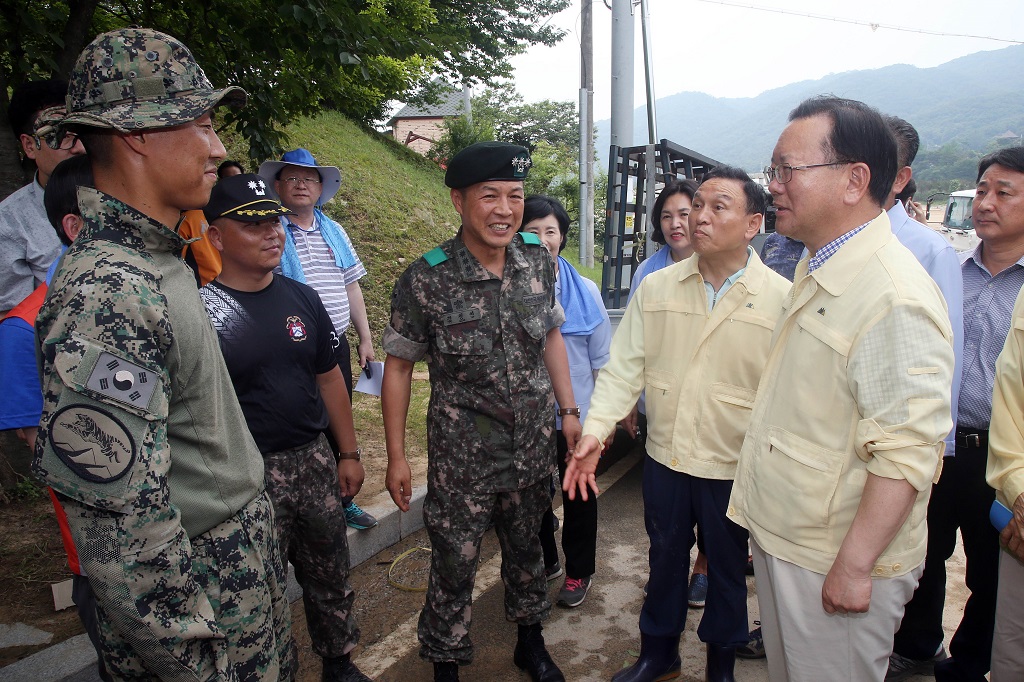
[86,352,158,411]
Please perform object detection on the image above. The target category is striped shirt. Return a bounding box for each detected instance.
[283,218,366,334]
[958,246,1024,429]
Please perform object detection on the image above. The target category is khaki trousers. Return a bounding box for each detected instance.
[992,550,1024,681]
[751,540,922,682]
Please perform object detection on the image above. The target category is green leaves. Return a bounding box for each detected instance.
[1,0,570,169]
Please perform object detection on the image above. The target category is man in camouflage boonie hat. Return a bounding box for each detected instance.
[45,27,245,139]
[382,141,580,682]
[33,28,295,680]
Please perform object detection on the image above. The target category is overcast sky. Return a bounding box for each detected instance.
[507,0,1024,120]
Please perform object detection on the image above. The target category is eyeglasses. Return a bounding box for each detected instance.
[763,161,851,185]
[282,176,322,186]
[36,132,80,151]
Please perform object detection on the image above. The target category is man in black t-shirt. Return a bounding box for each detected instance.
[199,174,372,682]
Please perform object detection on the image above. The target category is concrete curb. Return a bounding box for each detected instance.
[0,485,428,682]
[0,632,100,682]
[345,485,427,571]
[3,434,637,682]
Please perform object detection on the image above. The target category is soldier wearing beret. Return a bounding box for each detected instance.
[382,141,582,682]
[33,29,294,680]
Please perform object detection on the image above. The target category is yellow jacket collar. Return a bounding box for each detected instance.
[807,211,891,297]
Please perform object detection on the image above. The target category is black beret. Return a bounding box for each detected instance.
[204,174,295,223]
[444,141,532,189]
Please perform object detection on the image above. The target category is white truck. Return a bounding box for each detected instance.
[931,189,979,253]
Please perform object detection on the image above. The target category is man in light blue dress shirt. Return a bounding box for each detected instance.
[883,116,964,464]
[890,146,1024,682]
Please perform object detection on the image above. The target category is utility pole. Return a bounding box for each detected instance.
[579,0,595,267]
[462,83,472,124]
[610,0,634,150]
[639,0,657,144]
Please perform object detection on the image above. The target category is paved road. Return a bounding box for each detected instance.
[2,448,968,682]
[355,452,770,682]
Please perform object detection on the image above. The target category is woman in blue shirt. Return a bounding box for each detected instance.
[521,195,612,609]
[628,179,699,298]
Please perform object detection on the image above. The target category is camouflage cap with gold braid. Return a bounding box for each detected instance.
[40,28,245,146]
[32,105,68,149]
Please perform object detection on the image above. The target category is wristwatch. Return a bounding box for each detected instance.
[557,406,581,418]
[337,448,362,462]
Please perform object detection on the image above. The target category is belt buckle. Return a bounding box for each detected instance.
[961,432,981,448]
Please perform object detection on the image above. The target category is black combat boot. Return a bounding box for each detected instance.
[321,653,372,682]
[433,661,460,682]
[513,623,565,682]
[611,632,681,682]
[705,643,736,682]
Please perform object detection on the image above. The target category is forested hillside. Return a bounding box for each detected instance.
[597,43,1024,196]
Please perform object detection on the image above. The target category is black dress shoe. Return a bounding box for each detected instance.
[514,623,565,682]
[933,657,989,682]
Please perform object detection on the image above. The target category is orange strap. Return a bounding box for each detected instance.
[7,283,47,327]
[47,488,82,576]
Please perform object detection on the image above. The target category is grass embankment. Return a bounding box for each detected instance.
[225,110,601,345]
[229,112,459,491]
[224,111,601,481]
[241,111,461,347]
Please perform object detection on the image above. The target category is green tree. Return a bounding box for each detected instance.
[911,141,982,200]
[526,140,578,212]
[427,112,495,166]
[0,0,570,194]
[473,83,579,152]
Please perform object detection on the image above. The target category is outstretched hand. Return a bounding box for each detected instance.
[562,435,603,502]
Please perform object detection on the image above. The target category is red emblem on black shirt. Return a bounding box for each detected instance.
[286,316,307,341]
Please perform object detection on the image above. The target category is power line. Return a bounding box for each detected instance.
[694,0,1023,45]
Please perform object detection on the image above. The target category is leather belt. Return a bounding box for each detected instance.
[955,427,988,449]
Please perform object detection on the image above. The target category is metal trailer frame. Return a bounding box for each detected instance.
[601,139,721,308]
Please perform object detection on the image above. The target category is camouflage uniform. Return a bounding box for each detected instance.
[33,29,293,681]
[383,231,564,663]
[263,436,359,657]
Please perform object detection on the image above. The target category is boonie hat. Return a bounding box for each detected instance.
[444,141,532,189]
[45,28,245,141]
[258,148,342,206]
[204,174,295,224]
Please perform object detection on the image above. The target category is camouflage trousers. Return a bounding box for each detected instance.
[95,490,296,680]
[264,435,360,659]
[418,477,551,663]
